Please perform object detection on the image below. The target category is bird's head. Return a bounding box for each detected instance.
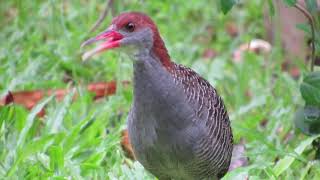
[81,12,171,67]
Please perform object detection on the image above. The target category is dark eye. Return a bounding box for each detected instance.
[125,22,135,32]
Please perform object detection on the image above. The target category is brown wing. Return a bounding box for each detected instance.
[171,63,233,178]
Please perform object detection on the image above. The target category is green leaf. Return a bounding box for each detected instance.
[267,0,275,16]
[17,96,53,148]
[49,145,64,174]
[300,72,320,107]
[45,90,74,134]
[273,135,320,176]
[7,134,55,177]
[220,0,237,14]
[296,23,311,34]
[299,161,313,180]
[223,165,257,180]
[21,134,55,157]
[294,106,320,135]
[304,106,320,122]
[305,0,318,13]
[304,72,320,88]
[0,105,14,128]
[63,112,94,153]
[283,0,297,6]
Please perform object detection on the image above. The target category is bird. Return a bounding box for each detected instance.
[81,12,233,180]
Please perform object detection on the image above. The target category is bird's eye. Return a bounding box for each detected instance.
[125,22,135,32]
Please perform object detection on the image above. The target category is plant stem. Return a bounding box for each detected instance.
[294,3,316,72]
[89,0,114,33]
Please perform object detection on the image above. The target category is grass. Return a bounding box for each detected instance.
[0,0,319,179]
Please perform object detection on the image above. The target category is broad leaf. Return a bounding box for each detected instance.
[283,0,297,6]
[220,0,237,14]
[300,72,320,107]
[296,23,311,34]
[304,106,320,122]
[305,0,318,13]
[294,106,320,135]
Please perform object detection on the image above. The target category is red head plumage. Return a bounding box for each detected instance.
[82,12,172,69]
[112,12,172,68]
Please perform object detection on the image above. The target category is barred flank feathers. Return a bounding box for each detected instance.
[171,63,233,179]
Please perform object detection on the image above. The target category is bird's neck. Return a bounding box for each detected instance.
[133,50,171,83]
[132,51,193,130]
[151,34,172,69]
[132,50,173,107]
[131,33,175,109]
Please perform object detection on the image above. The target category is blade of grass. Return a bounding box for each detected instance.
[299,161,313,180]
[46,89,75,134]
[7,134,55,177]
[273,135,320,177]
[17,95,53,148]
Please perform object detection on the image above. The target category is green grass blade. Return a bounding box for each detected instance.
[273,135,320,177]
[17,95,53,148]
[46,90,75,134]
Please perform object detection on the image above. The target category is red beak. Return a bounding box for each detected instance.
[81,29,123,61]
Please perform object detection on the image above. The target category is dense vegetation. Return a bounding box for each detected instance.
[0,0,319,179]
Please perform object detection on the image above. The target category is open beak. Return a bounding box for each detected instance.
[81,28,123,61]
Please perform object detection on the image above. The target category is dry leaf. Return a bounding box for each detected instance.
[121,129,135,160]
[0,81,130,117]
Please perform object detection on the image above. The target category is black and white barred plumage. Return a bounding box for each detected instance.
[171,63,233,179]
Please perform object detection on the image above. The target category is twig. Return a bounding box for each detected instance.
[293,3,316,72]
[89,0,114,33]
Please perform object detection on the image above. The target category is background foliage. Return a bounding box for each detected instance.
[0,0,319,179]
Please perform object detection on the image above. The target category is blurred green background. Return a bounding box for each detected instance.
[0,0,319,179]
